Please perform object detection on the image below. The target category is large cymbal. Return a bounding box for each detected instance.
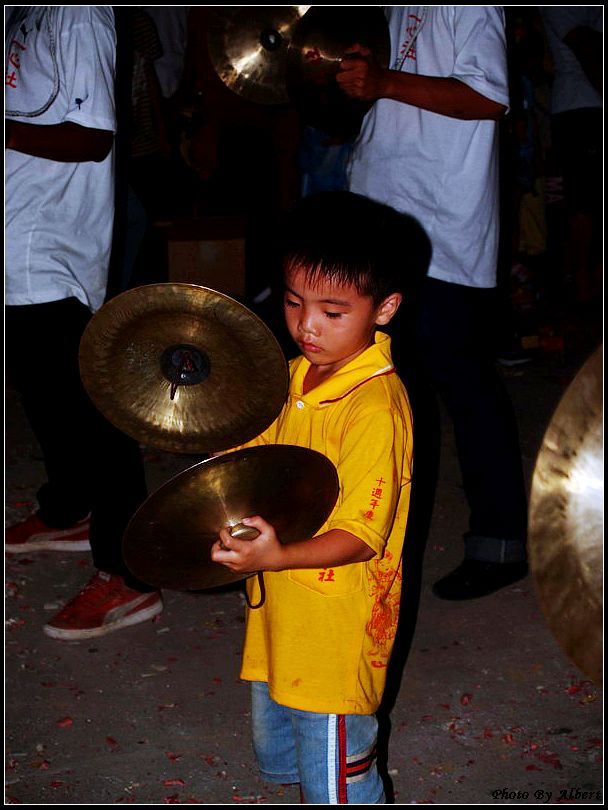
[79,284,289,454]
[286,7,391,138]
[528,345,603,685]
[206,7,308,105]
[123,445,340,590]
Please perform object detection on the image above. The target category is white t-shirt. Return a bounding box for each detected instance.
[540,7,603,115]
[348,6,509,289]
[5,6,117,312]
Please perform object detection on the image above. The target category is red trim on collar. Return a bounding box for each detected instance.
[319,368,396,406]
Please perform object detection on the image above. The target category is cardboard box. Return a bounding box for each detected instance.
[162,216,247,300]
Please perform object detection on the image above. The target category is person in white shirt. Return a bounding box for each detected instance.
[5,6,163,638]
[338,6,529,600]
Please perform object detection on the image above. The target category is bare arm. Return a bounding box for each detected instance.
[210,515,376,575]
[336,46,506,121]
[5,120,113,162]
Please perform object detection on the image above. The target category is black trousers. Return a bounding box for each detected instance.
[390,277,528,563]
[6,298,149,583]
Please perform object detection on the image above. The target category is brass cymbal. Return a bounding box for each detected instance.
[206,7,308,105]
[79,284,289,454]
[528,345,603,685]
[286,7,391,138]
[123,444,340,590]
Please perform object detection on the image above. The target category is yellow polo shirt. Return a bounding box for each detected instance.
[239,331,413,714]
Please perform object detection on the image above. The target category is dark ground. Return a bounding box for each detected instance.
[5,307,603,805]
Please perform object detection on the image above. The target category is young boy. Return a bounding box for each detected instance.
[211,191,430,804]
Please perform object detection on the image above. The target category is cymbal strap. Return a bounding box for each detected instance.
[245,572,266,610]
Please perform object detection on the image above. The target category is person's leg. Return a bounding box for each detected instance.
[251,682,299,787]
[251,682,385,804]
[415,279,529,598]
[6,297,149,571]
[5,300,95,527]
[6,297,161,636]
[294,710,385,804]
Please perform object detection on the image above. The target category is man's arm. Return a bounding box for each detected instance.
[336,49,506,121]
[211,516,376,575]
[5,120,113,162]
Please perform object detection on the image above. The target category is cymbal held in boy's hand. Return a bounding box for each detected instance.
[122,445,339,591]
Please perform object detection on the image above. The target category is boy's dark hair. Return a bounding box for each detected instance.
[277,191,431,306]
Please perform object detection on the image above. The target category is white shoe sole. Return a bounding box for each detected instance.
[43,599,163,640]
[6,538,91,552]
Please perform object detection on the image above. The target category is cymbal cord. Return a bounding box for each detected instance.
[169,350,196,401]
[245,572,266,610]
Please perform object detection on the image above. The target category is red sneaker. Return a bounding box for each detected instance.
[43,572,163,640]
[5,513,91,553]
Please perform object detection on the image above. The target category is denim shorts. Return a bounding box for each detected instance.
[251,681,385,804]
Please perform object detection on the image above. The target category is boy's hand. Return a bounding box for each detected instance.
[210,516,286,574]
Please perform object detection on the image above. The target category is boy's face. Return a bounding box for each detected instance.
[283,267,401,377]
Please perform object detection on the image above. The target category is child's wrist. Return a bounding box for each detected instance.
[267,542,289,573]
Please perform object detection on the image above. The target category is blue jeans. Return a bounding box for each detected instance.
[251,682,385,804]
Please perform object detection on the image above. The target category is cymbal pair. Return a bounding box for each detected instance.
[80,283,339,592]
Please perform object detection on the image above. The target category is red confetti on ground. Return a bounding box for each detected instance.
[50,781,65,788]
[460,693,473,706]
[526,764,542,771]
[164,795,180,804]
[106,736,120,749]
[502,733,514,744]
[537,751,563,770]
[36,760,51,770]
[56,717,73,728]
[163,779,185,786]
[565,679,594,695]
[483,728,493,738]
[165,752,181,762]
